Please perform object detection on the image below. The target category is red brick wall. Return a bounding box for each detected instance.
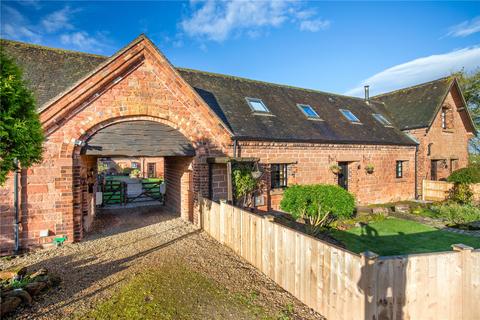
[237,141,416,209]
[211,164,228,202]
[0,38,230,254]
[407,85,474,195]
[164,156,194,221]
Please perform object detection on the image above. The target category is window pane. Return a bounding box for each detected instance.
[298,104,320,118]
[247,98,269,112]
[396,161,403,178]
[340,109,360,122]
[373,113,392,126]
[271,164,287,188]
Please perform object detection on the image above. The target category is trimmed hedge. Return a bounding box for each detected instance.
[280,184,355,222]
[447,165,480,184]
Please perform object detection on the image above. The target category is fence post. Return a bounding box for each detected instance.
[219,200,227,244]
[360,251,379,320]
[452,244,474,320]
[422,179,426,201]
[198,193,204,229]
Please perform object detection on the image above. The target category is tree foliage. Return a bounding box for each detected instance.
[447,165,480,184]
[0,50,43,184]
[453,68,480,152]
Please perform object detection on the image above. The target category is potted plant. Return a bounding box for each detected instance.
[330,164,342,174]
[365,163,375,174]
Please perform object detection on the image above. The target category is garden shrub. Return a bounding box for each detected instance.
[448,183,473,204]
[280,184,355,233]
[447,165,480,184]
[432,202,480,226]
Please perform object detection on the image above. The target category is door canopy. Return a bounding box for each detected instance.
[81,120,195,157]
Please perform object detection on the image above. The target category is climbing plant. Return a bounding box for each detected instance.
[231,161,261,208]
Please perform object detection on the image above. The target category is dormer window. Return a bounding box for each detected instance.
[246,97,270,113]
[340,109,361,123]
[372,113,392,127]
[297,104,322,120]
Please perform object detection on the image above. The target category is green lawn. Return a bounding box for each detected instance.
[330,218,480,256]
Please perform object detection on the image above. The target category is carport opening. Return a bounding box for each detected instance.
[77,120,195,234]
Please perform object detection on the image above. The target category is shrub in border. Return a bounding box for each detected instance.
[280,184,355,233]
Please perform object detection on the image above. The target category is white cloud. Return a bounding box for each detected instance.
[41,6,77,33]
[447,16,480,37]
[18,0,42,10]
[180,0,329,42]
[345,46,480,97]
[0,5,113,54]
[60,31,106,52]
[0,5,41,42]
[299,19,330,32]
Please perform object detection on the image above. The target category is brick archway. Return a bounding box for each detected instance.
[71,116,201,240]
[1,36,231,252]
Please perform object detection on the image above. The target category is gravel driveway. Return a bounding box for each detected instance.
[1,206,324,320]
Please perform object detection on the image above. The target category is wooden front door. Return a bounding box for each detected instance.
[431,160,438,181]
[147,163,156,178]
[338,162,349,190]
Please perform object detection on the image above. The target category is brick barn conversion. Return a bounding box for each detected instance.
[0,35,476,254]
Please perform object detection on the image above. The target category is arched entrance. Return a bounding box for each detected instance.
[75,120,196,234]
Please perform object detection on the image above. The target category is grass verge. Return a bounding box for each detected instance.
[77,263,293,320]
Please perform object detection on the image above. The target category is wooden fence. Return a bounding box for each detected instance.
[422,179,480,202]
[199,196,480,320]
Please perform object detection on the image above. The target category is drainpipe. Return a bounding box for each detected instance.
[13,158,20,254]
[414,145,419,200]
[232,138,238,158]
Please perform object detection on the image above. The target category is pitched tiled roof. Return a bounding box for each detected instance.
[372,77,453,130]
[177,68,415,145]
[0,39,108,106]
[0,38,416,146]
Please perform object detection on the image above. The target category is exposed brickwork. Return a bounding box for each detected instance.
[1,36,472,255]
[407,86,475,195]
[0,38,230,254]
[100,157,165,178]
[211,164,228,202]
[164,156,194,221]
[237,141,416,209]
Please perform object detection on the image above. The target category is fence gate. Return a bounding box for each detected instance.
[127,180,163,203]
[101,180,127,205]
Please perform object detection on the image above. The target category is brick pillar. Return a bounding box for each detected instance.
[164,156,194,221]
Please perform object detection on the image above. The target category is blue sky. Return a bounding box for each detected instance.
[1,1,479,96]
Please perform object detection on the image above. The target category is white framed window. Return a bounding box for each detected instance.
[339,109,361,123]
[441,108,447,129]
[246,97,270,113]
[372,113,392,126]
[297,104,322,119]
[396,161,404,178]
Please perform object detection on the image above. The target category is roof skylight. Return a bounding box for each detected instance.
[297,104,321,119]
[246,97,270,113]
[339,109,361,123]
[372,113,392,126]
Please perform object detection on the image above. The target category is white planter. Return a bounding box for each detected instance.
[96,192,103,205]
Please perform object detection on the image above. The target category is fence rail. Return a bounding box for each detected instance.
[199,196,480,320]
[422,179,480,201]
